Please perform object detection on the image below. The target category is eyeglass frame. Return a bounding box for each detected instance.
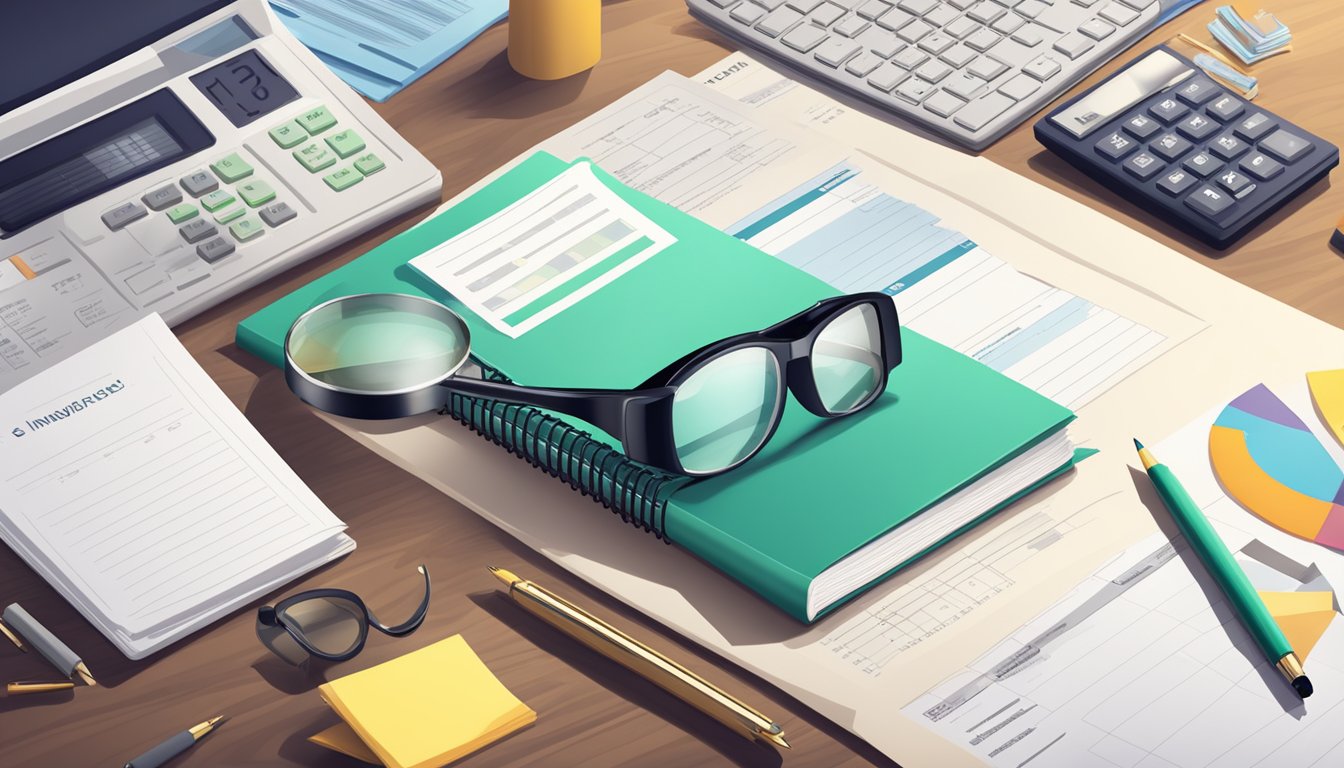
[255,565,431,664]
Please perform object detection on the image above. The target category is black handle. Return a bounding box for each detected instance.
[124,730,194,768]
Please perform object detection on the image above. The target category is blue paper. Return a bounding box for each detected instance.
[270,0,508,101]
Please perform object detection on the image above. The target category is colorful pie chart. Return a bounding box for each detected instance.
[1209,382,1344,552]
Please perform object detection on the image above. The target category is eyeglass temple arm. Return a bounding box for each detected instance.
[437,378,671,440]
[368,565,432,637]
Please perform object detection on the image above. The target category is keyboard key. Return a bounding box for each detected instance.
[952,92,1015,130]
[214,206,245,225]
[1215,167,1253,196]
[817,36,863,66]
[731,2,767,23]
[915,59,953,82]
[834,14,871,36]
[353,152,386,176]
[868,62,910,90]
[1078,19,1114,40]
[857,0,893,19]
[1095,131,1138,161]
[709,0,737,6]
[1175,112,1218,141]
[943,72,988,100]
[967,1,1005,23]
[997,73,1039,100]
[229,217,265,242]
[238,179,277,208]
[294,142,337,173]
[196,236,235,263]
[858,26,904,56]
[1173,77,1218,106]
[1098,2,1140,25]
[895,76,937,103]
[756,0,788,9]
[1209,132,1249,160]
[1234,112,1276,141]
[948,0,976,7]
[180,170,218,197]
[324,166,365,191]
[891,46,928,68]
[259,201,298,227]
[923,90,967,117]
[758,7,804,36]
[1206,94,1244,122]
[940,43,978,68]
[897,0,939,14]
[924,5,959,26]
[1185,185,1233,218]
[787,0,823,9]
[1022,54,1061,81]
[1148,97,1187,123]
[1123,114,1160,139]
[990,13,1024,34]
[179,218,217,244]
[967,55,1007,80]
[295,105,337,135]
[166,203,198,224]
[896,19,934,42]
[965,27,1000,51]
[918,32,955,54]
[1015,0,1048,17]
[1011,24,1043,46]
[876,8,914,29]
[1150,132,1192,161]
[1156,168,1196,196]
[200,189,236,212]
[1260,129,1314,163]
[1072,0,1102,6]
[1181,151,1220,177]
[269,120,307,148]
[101,202,147,230]
[782,22,829,50]
[142,184,182,211]
[846,51,884,75]
[210,152,253,183]
[1239,151,1284,180]
[1123,151,1163,180]
[944,15,979,38]
[1052,31,1094,59]
[811,2,846,25]
[324,129,366,159]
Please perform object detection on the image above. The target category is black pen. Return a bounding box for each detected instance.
[124,716,224,768]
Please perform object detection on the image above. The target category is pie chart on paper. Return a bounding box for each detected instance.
[1209,380,1344,552]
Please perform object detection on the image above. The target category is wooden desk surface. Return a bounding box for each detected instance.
[4,2,1342,766]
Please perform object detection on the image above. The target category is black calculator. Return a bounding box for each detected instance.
[1034,45,1338,249]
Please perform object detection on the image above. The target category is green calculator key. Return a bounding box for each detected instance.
[229,217,265,242]
[294,143,335,173]
[210,152,253,183]
[269,120,306,148]
[323,166,364,192]
[214,206,245,224]
[200,189,235,212]
[238,180,276,208]
[354,152,385,176]
[324,129,365,158]
[295,105,336,135]
[166,203,198,224]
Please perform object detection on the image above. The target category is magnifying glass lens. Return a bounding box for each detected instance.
[287,294,469,394]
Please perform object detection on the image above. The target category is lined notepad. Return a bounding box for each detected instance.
[0,314,354,659]
[313,635,535,768]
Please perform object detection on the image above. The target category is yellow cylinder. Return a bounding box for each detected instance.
[508,0,602,80]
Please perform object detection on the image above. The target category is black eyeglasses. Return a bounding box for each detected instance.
[256,565,430,665]
[284,292,901,477]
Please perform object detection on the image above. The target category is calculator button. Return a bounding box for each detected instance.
[178,218,217,244]
[210,152,253,183]
[1233,112,1277,141]
[200,189,235,212]
[166,203,199,224]
[352,152,385,176]
[258,201,297,227]
[1259,130,1314,164]
[214,206,245,225]
[1185,185,1234,218]
[1148,97,1187,123]
[1123,114,1160,139]
[324,166,365,191]
[1176,113,1218,142]
[1181,152,1220,178]
[294,143,337,173]
[180,170,218,197]
[269,120,307,149]
[238,180,276,208]
[101,202,147,230]
[1095,131,1138,161]
[295,105,337,135]
[1239,152,1284,181]
[229,217,265,242]
[1206,95,1244,122]
[1122,151,1163,180]
[1150,133,1192,162]
[196,236,235,264]
[141,184,182,211]
[1215,167,1254,197]
[1173,77,1218,106]
[1209,132,1249,160]
[1156,168,1197,197]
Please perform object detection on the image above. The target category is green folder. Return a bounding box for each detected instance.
[238,152,1083,622]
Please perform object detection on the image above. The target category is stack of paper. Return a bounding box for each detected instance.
[0,315,354,659]
[1209,4,1292,64]
[312,635,535,767]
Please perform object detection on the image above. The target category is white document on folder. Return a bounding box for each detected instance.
[0,314,353,659]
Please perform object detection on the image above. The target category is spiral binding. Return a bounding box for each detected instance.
[441,363,682,541]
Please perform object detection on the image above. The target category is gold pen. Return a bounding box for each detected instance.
[490,566,790,749]
[7,680,76,695]
[0,619,25,652]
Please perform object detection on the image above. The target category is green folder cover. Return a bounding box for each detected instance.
[238,152,1081,622]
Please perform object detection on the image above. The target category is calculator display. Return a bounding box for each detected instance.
[190,49,298,128]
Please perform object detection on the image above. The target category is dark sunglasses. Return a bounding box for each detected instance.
[256,565,430,665]
[285,292,901,477]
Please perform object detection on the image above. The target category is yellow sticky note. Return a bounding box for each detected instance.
[1308,370,1344,448]
[316,635,535,768]
[310,723,382,765]
[1260,590,1339,661]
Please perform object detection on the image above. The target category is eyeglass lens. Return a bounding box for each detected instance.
[278,597,365,658]
[672,346,783,474]
[811,303,884,415]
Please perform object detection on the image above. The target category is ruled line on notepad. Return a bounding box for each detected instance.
[86,467,256,561]
[54,432,218,530]
[9,398,180,488]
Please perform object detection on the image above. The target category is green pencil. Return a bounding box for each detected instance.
[1135,438,1312,698]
